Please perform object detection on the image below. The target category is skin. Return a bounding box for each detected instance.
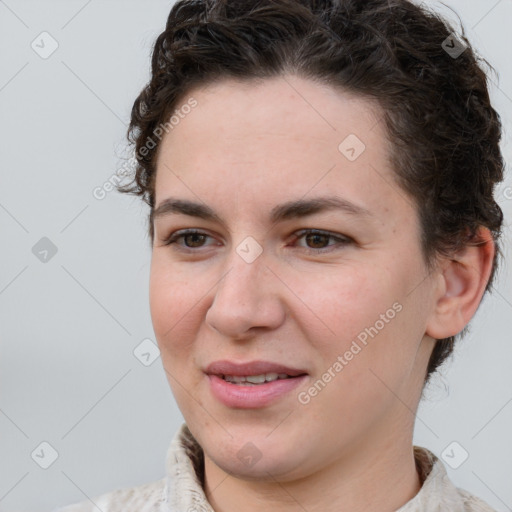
[149,75,494,512]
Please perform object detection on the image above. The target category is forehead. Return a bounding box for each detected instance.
[154,75,408,223]
[159,75,383,158]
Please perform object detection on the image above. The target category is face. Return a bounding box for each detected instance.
[150,75,437,482]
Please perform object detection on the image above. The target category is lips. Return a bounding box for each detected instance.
[205,359,308,378]
[205,360,309,408]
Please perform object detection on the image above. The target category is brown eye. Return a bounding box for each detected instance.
[293,229,352,253]
[163,230,216,250]
[304,232,330,249]
[182,233,208,247]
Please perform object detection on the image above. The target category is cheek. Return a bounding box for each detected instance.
[149,260,209,409]
[288,262,397,345]
[294,261,416,388]
[298,273,412,438]
[149,258,205,355]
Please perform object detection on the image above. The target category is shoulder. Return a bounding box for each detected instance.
[429,459,497,511]
[456,487,498,512]
[403,446,497,512]
[53,478,167,512]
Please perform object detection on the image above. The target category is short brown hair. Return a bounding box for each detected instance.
[118,0,505,384]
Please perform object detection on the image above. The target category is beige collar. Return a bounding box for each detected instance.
[164,423,494,512]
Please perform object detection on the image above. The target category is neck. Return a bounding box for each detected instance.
[203,429,422,512]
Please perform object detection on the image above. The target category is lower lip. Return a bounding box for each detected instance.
[207,374,308,409]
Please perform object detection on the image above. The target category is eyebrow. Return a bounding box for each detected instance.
[152,196,374,225]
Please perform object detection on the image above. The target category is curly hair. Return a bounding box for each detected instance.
[118,0,505,384]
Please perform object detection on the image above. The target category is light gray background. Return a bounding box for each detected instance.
[0,1,511,511]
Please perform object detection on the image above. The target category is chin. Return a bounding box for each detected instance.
[203,430,309,482]
[212,450,305,482]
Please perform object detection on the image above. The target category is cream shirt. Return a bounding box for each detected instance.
[55,423,496,512]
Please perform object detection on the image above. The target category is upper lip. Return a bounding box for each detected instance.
[205,360,308,377]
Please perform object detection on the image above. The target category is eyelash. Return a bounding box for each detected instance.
[162,229,353,254]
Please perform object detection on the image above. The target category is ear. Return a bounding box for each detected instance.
[425,227,495,340]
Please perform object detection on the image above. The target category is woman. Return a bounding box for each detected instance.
[57,0,504,510]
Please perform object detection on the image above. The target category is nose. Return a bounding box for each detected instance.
[205,249,286,339]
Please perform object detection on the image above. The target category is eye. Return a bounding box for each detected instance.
[161,228,353,254]
[162,229,217,250]
[291,229,353,252]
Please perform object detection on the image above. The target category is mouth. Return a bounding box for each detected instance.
[204,360,309,408]
[205,359,308,380]
[220,372,300,385]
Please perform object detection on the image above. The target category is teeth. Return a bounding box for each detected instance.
[229,376,247,383]
[246,374,267,384]
[223,372,291,384]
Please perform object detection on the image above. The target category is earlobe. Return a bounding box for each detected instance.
[425,227,495,340]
